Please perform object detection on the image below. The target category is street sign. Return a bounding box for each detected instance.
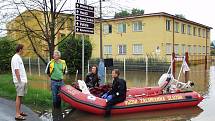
[75,2,94,34]
[76,21,94,28]
[76,15,94,23]
[76,9,94,17]
[76,27,94,35]
[76,3,94,12]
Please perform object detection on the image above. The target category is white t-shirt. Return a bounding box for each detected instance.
[11,54,27,83]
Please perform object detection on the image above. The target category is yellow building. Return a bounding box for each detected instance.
[6,10,74,57]
[90,12,212,61]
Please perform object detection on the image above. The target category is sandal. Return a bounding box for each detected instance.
[15,115,26,120]
[20,112,28,116]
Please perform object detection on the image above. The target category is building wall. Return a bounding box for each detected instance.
[7,10,74,58]
[90,15,211,61]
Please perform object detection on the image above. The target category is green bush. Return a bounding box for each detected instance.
[0,37,16,73]
[58,36,92,74]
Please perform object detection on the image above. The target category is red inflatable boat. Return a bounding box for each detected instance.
[60,85,203,115]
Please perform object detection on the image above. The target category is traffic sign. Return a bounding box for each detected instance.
[76,3,94,12]
[75,27,94,34]
[75,2,95,34]
[76,21,94,28]
[76,15,94,23]
[76,9,94,18]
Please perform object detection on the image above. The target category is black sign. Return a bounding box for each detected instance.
[75,27,94,34]
[76,3,94,12]
[76,15,94,23]
[75,2,94,34]
[76,21,94,28]
[76,9,94,17]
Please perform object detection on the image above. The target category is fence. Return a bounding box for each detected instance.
[22,55,212,77]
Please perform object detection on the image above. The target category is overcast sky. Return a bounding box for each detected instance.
[1,0,214,41]
[109,0,215,41]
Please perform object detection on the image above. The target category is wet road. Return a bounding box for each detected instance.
[0,97,41,121]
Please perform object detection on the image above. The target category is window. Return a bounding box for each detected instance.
[118,45,126,55]
[166,20,171,31]
[103,24,112,34]
[202,29,206,38]
[193,45,196,54]
[104,45,112,55]
[117,23,126,33]
[175,44,179,54]
[181,44,186,55]
[207,30,210,38]
[188,45,192,54]
[198,28,201,37]
[199,45,201,54]
[175,22,179,33]
[133,44,143,54]
[187,25,191,35]
[202,46,205,54]
[181,24,186,34]
[166,43,172,54]
[193,27,196,36]
[133,21,143,32]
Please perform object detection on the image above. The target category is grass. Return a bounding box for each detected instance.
[0,73,69,111]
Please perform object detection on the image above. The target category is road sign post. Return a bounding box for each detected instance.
[75,2,94,80]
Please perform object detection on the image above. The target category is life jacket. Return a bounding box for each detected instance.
[49,59,67,74]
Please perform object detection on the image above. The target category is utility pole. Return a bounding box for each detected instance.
[99,0,103,59]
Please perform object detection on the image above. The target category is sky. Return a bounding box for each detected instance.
[1,0,214,41]
[87,0,215,41]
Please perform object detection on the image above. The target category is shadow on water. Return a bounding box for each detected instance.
[39,63,215,121]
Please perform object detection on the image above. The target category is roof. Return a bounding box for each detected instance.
[96,12,212,29]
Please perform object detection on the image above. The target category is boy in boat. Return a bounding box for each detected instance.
[101,69,127,116]
[85,65,100,88]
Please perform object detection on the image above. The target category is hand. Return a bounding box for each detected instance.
[101,93,108,99]
[107,95,113,101]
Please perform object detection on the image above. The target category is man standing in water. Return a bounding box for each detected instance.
[11,44,28,120]
[45,50,67,109]
[102,69,127,116]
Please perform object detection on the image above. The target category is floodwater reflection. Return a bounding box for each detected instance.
[40,64,215,121]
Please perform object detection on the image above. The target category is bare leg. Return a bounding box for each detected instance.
[16,96,22,117]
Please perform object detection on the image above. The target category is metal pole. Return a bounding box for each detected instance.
[28,57,31,75]
[145,55,148,86]
[105,67,107,83]
[99,0,103,59]
[205,29,208,70]
[124,58,126,80]
[38,57,40,76]
[185,52,189,82]
[173,17,175,53]
[82,34,85,80]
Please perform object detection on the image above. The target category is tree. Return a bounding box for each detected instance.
[131,8,144,16]
[0,0,74,64]
[0,37,16,73]
[114,8,144,18]
[58,35,92,74]
[175,14,186,19]
[114,10,130,18]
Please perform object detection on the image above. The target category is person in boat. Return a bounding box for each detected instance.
[45,50,68,109]
[101,69,127,116]
[85,65,100,88]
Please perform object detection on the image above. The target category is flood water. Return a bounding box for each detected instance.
[39,63,215,121]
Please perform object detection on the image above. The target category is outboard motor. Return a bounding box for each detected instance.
[158,73,173,89]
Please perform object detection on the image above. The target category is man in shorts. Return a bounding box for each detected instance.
[11,44,28,120]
